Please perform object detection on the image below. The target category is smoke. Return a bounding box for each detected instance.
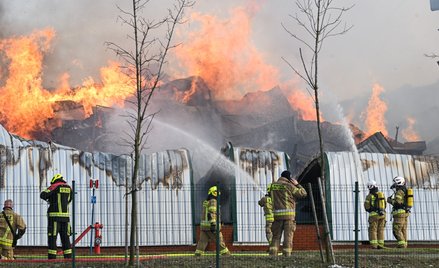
[2,0,439,150]
[0,2,4,38]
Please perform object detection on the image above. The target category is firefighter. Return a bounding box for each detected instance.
[40,174,72,259]
[194,186,230,256]
[364,180,386,249]
[0,200,26,260]
[387,176,410,248]
[269,171,307,256]
[258,183,274,244]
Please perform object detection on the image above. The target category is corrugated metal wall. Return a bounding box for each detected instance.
[326,151,439,241]
[0,124,193,247]
[233,147,288,243]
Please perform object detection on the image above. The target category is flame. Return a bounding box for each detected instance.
[173,6,317,119]
[181,76,198,104]
[173,7,280,100]
[282,85,318,121]
[0,29,135,139]
[401,117,420,141]
[363,83,388,137]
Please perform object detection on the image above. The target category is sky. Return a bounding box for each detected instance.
[1,0,439,141]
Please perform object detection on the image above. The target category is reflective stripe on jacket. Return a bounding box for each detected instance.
[40,181,72,222]
[271,177,307,221]
[388,188,406,215]
[0,208,26,248]
[258,195,274,222]
[364,192,386,217]
[200,198,218,231]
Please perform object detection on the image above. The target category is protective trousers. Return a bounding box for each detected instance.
[195,230,230,255]
[0,248,13,260]
[265,221,273,244]
[393,214,409,248]
[48,219,72,259]
[368,215,386,248]
[269,219,296,256]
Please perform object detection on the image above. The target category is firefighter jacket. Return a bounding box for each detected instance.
[40,180,72,222]
[364,191,386,217]
[271,177,307,221]
[387,187,407,216]
[258,195,274,223]
[200,197,219,231]
[0,208,26,248]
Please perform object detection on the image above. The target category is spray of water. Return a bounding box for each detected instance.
[334,103,365,185]
[151,119,266,195]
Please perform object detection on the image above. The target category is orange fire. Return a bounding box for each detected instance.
[174,7,280,100]
[173,6,316,119]
[0,29,135,139]
[2,4,320,140]
[281,80,319,121]
[401,117,420,141]
[363,83,388,137]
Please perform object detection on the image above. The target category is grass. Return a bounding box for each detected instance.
[2,248,439,267]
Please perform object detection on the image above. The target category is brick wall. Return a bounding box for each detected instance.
[198,224,324,252]
[15,224,325,255]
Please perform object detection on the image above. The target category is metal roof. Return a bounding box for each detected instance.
[325,151,439,241]
[0,124,193,247]
[232,145,289,243]
[356,132,395,154]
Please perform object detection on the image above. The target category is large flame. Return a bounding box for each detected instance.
[363,83,388,137]
[0,29,135,139]
[281,80,319,121]
[401,117,420,141]
[173,6,317,120]
[174,7,280,100]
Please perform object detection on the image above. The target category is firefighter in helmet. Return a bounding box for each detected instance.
[364,180,386,249]
[387,176,410,248]
[40,174,72,259]
[258,183,274,244]
[194,186,230,256]
[0,199,26,260]
[269,171,307,256]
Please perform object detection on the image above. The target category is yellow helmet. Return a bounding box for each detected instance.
[208,186,218,197]
[51,173,64,184]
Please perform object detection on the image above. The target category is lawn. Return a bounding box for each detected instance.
[2,248,438,267]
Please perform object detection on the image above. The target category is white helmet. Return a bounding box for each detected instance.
[367,180,377,190]
[393,176,405,186]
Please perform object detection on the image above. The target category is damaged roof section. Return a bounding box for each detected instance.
[0,123,194,247]
[229,143,290,243]
[357,131,427,155]
[0,123,190,190]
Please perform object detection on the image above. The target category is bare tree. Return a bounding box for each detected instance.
[282,0,353,264]
[425,53,439,67]
[106,0,193,265]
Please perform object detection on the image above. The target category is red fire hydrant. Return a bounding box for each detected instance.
[94,222,104,254]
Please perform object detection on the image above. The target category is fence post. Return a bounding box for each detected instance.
[354,181,359,268]
[317,177,335,264]
[216,183,220,268]
[307,183,324,263]
[72,179,76,268]
[125,175,129,265]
